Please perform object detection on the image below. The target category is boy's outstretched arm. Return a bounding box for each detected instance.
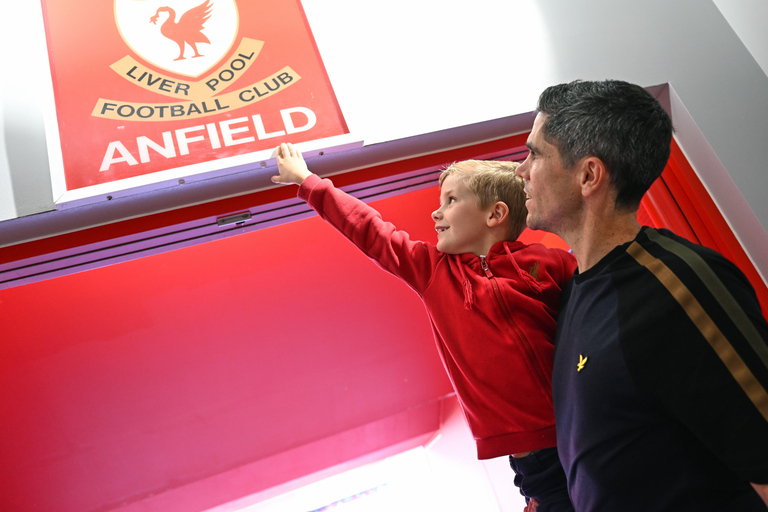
[269,142,437,292]
[272,143,313,185]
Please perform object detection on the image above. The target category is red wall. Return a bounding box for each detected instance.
[0,187,453,512]
[641,139,768,315]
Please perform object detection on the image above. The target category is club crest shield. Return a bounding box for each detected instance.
[42,0,352,204]
[115,0,238,78]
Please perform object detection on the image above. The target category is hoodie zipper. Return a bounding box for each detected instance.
[479,256,553,408]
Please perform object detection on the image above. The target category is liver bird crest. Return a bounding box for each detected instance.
[150,0,213,61]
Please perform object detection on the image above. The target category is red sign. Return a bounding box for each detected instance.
[41,0,351,204]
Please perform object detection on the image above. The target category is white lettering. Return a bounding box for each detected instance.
[100,141,138,171]
[137,132,176,163]
[281,107,317,134]
[220,117,255,146]
[175,125,207,156]
[206,123,222,149]
[252,114,285,139]
[99,106,319,170]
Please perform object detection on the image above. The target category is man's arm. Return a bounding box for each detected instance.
[752,483,768,507]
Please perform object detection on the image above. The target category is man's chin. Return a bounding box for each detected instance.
[526,217,547,233]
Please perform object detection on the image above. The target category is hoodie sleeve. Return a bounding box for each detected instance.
[298,174,439,294]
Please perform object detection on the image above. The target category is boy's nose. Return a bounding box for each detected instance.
[431,208,441,221]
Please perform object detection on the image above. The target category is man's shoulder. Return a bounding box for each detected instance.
[638,227,720,256]
[634,227,743,280]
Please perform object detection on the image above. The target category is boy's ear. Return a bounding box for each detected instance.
[487,201,509,228]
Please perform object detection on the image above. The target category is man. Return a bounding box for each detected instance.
[515,79,768,511]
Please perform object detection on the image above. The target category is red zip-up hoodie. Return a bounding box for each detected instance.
[299,174,577,459]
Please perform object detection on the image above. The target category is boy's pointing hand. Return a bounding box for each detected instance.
[272,143,312,185]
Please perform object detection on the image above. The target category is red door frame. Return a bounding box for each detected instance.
[640,139,768,315]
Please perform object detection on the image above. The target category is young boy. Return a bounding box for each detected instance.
[273,142,577,511]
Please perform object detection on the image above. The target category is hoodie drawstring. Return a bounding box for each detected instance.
[456,249,542,310]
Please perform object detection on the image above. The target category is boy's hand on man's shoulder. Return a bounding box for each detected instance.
[272,142,313,185]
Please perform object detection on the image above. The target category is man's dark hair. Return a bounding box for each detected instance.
[536,80,674,210]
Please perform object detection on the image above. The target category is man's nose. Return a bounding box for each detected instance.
[516,158,529,178]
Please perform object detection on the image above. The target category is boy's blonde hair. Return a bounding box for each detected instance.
[439,160,527,241]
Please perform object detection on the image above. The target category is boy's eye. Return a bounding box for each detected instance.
[448,197,457,204]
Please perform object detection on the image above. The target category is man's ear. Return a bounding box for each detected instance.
[579,157,609,197]
[487,201,510,228]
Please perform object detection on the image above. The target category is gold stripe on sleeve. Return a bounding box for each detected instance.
[627,241,768,422]
[646,229,768,369]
